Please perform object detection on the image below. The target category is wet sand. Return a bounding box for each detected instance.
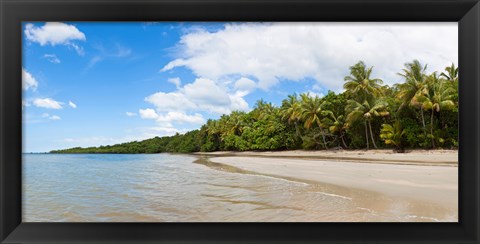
[199,150,458,221]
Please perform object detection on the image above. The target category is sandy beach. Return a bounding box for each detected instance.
[196,150,458,221]
[195,149,458,166]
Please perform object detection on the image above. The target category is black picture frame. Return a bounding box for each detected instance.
[1,0,479,243]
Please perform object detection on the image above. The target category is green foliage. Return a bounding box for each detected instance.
[380,122,405,152]
[50,60,458,154]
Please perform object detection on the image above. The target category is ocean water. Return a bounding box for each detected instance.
[22,154,456,222]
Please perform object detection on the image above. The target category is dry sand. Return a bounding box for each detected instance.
[196,149,458,165]
[199,150,458,210]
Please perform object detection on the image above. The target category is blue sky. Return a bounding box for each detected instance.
[22,22,457,152]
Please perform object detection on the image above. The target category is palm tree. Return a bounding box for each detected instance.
[396,60,428,129]
[216,114,232,142]
[415,73,456,148]
[343,61,383,101]
[345,98,389,149]
[440,63,459,107]
[299,93,328,149]
[380,121,406,153]
[203,119,223,151]
[440,63,458,83]
[280,94,302,137]
[253,99,275,120]
[205,119,222,139]
[322,109,348,148]
[226,111,246,136]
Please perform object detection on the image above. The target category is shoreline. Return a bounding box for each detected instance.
[194,149,458,166]
[200,150,458,213]
[47,149,459,167]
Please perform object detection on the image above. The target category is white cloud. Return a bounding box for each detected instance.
[139,108,159,119]
[139,108,205,125]
[161,22,457,92]
[68,101,77,108]
[33,98,63,109]
[312,84,323,92]
[138,77,249,134]
[145,77,250,115]
[156,111,205,124]
[22,68,38,91]
[25,22,86,45]
[228,91,250,112]
[234,77,257,92]
[145,92,196,112]
[71,44,85,56]
[126,112,137,117]
[40,113,61,121]
[161,59,187,72]
[22,100,30,108]
[85,44,132,70]
[86,56,102,70]
[43,54,61,63]
[306,91,325,98]
[111,44,131,58]
[24,22,86,55]
[167,77,181,88]
[183,78,231,106]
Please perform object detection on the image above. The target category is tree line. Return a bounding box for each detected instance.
[50,60,458,154]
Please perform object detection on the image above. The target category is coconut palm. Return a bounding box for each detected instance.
[280,94,300,123]
[280,94,303,137]
[440,63,458,83]
[215,114,233,142]
[345,98,389,149]
[415,73,456,148]
[343,61,383,101]
[380,121,406,153]
[396,60,428,129]
[322,109,348,148]
[440,63,459,107]
[226,111,246,136]
[204,119,216,135]
[252,99,275,120]
[299,93,328,149]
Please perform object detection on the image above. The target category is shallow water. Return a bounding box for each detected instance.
[23,154,456,222]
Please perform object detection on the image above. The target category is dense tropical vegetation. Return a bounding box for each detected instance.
[51,60,458,154]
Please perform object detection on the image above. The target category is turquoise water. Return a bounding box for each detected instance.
[23,154,455,222]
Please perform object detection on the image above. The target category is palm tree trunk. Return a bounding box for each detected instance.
[340,132,348,149]
[314,119,328,150]
[320,127,328,150]
[294,121,302,138]
[365,121,369,150]
[368,120,378,149]
[430,110,436,148]
[420,109,426,129]
[420,109,427,146]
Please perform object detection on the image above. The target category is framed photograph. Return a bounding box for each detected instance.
[1,0,479,243]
